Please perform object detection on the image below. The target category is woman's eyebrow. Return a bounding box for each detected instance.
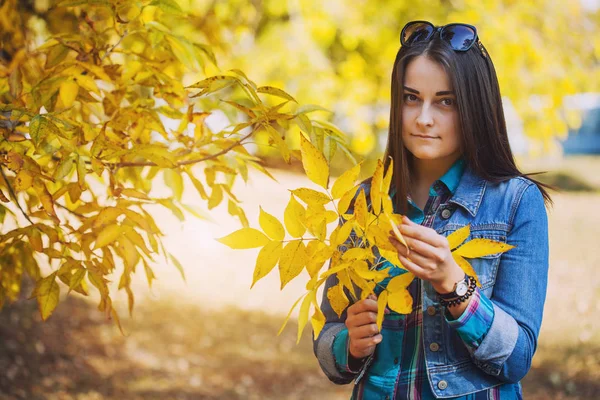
[403,86,455,96]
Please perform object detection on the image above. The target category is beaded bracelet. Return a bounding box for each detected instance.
[438,275,477,308]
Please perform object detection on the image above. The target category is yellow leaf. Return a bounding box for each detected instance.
[376,290,388,331]
[284,195,306,238]
[118,236,140,271]
[453,254,481,287]
[342,248,371,262]
[75,73,100,94]
[37,273,60,321]
[387,289,413,314]
[311,301,326,339]
[300,134,329,189]
[216,228,270,249]
[354,260,389,282]
[338,184,359,214]
[331,162,362,199]
[379,248,405,270]
[28,228,43,252]
[382,194,394,215]
[257,86,297,103]
[123,227,152,256]
[291,188,331,206]
[370,159,384,215]
[121,188,151,200]
[327,283,349,318]
[279,240,308,289]
[386,272,415,292]
[337,269,356,300]
[367,225,396,252]
[69,268,86,293]
[14,170,33,191]
[265,125,291,164]
[348,270,376,300]
[94,224,121,249]
[297,289,313,343]
[354,188,367,229]
[453,239,515,258]
[93,207,123,229]
[305,242,333,279]
[278,293,305,336]
[259,207,285,241]
[325,210,337,223]
[332,219,353,247]
[251,241,283,288]
[34,181,59,223]
[59,79,79,108]
[319,261,351,280]
[387,213,409,252]
[447,225,471,250]
[382,157,394,195]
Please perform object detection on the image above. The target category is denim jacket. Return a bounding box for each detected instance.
[313,166,549,398]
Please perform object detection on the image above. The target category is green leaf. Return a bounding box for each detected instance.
[29,115,60,147]
[168,252,186,282]
[150,0,183,14]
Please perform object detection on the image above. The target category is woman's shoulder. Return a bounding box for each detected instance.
[485,174,539,198]
[482,175,546,219]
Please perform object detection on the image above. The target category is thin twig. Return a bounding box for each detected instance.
[101,29,128,63]
[56,202,85,219]
[0,167,33,225]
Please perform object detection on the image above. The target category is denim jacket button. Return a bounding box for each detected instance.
[429,342,440,352]
[426,306,436,316]
[438,380,448,390]
[441,209,452,219]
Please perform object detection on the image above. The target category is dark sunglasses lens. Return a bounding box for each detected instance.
[402,22,434,46]
[441,25,476,51]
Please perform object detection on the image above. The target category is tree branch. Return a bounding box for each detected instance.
[110,127,257,168]
[0,167,34,225]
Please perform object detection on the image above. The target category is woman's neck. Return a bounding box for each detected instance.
[410,155,461,203]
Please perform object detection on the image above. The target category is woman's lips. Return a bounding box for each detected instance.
[411,134,439,139]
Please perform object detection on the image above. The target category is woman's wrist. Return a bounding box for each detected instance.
[432,266,465,294]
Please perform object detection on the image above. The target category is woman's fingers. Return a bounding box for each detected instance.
[351,323,381,339]
[349,310,378,327]
[397,217,446,247]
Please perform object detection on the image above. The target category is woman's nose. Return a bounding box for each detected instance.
[416,105,434,128]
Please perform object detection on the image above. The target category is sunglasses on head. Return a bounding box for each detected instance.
[400,20,487,57]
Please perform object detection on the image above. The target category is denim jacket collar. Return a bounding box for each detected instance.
[447,166,487,217]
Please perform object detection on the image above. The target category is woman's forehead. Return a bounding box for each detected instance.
[403,55,453,93]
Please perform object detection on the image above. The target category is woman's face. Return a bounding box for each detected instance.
[401,55,462,166]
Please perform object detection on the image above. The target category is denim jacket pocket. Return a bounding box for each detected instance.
[464,229,507,296]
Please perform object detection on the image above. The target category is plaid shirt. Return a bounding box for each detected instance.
[331,159,522,399]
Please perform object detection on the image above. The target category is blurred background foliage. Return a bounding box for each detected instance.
[7,0,599,162]
[183,0,599,159]
[1,1,599,399]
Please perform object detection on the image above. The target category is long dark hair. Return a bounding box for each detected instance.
[382,34,553,214]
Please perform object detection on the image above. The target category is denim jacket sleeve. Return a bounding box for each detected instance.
[466,182,549,383]
[312,267,373,385]
[312,183,374,385]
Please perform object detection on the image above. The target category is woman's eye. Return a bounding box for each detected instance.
[440,98,454,106]
[404,94,418,102]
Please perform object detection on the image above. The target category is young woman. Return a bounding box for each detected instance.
[313,21,551,399]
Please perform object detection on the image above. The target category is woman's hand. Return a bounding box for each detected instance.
[389,216,464,294]
[345,294,387,360]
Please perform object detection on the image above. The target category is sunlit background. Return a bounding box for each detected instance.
[1,0,599,399]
